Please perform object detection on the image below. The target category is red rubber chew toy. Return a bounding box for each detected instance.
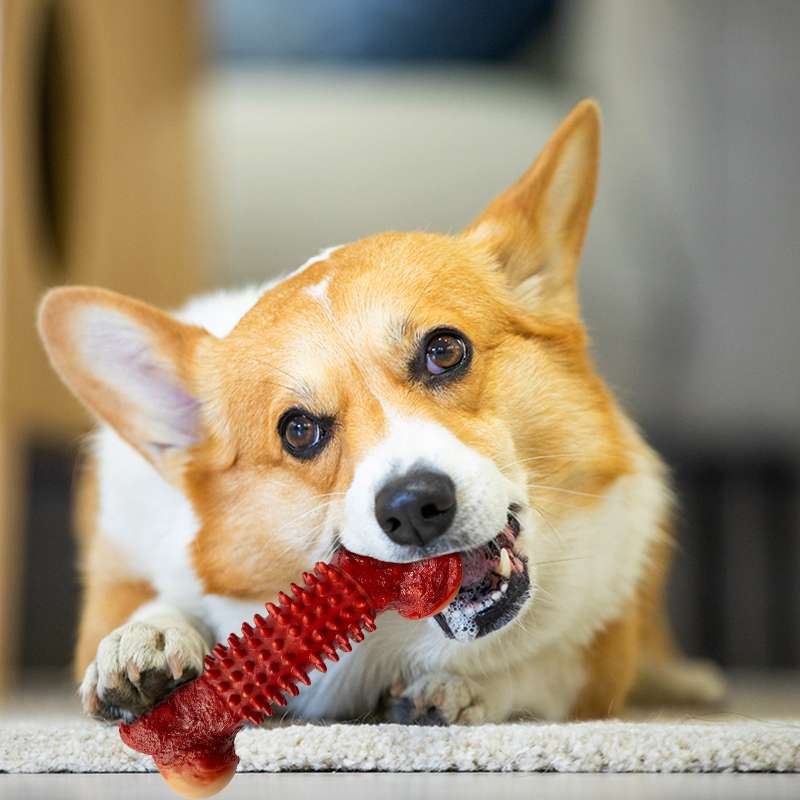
[119,548,461,797]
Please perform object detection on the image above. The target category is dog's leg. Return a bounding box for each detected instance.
[571,607,641,719]
[74,477,214,722]
[629,587,726,706]
[630,655,727,706]
[629,533,727,707]
[78,588,212,723]
[75,574,155,679]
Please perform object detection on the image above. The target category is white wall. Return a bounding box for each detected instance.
[565,0,800,445]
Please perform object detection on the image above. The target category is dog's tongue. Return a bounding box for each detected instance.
[331,548,461,619]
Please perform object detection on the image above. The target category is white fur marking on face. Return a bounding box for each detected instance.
[171,246,344,340]
[305,274,332,311]
[342,412,516,562]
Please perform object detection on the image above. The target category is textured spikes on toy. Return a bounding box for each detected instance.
[240,622,255,640]
[277,591,292,607]
[199,559,378,724]
[308,653,327,672]
[348,624,365,642]
[291,666,311,686]
[362,616,377,633]
[334,634,352,652]
[321,643,339,661]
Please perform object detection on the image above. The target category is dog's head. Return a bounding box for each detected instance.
[39,100,628,641]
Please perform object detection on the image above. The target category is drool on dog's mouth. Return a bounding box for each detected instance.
[434,512,530,642]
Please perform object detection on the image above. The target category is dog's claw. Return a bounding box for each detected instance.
[80,621,207,722]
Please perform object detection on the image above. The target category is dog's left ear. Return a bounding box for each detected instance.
[464,99,600,316]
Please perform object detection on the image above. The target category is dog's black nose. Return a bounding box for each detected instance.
[375,469,457,547]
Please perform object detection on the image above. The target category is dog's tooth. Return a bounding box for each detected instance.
[491,591,502,601]
[500,581,508,594]
[498,547,512,579]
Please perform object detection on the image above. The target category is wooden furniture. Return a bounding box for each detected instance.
[1,0,205,695]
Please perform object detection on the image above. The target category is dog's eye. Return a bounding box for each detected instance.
[425,331,467,375]
[278,410,329,459]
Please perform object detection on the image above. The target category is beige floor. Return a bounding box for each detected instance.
[2,772,800,800]
[2,671,799,799]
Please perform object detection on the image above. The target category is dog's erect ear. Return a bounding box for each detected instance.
[38,287,211,477]
[464,99,600,316]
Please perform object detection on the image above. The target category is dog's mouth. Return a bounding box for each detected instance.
[434,511,530,642]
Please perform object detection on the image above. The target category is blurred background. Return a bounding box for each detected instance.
[1,0,798,700]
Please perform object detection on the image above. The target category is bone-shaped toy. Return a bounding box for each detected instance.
[119,548,462,797]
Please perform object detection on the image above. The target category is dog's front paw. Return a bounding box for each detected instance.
[386,672,486,726]
[79,621,208,722]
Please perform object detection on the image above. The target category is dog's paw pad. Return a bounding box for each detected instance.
[386,673,485,726]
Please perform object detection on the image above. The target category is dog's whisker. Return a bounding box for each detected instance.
[495,452,589,472]
[259,377,302,396]
[529,503,564,545]
[281,497,340,527]
[496,446,618,471]
[320,540,341,563]
[527,483,605,499]
[304,490,347,503]
[534,555,594,567]
[510,612,537,638]
[279,506,329,531]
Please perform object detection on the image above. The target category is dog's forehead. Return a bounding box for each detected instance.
[243,233,497,338]
[221,232,506,406]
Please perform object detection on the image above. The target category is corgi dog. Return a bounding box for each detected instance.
[39,100,724,725]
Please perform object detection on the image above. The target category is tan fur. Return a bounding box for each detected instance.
[42,99,712,722]
[571,606,640,719]
[74,574,156,680]
[571,532,674,719]
[75,568,156,681]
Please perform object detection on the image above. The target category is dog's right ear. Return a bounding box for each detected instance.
[463,99,600,318]
[38,287,212,479]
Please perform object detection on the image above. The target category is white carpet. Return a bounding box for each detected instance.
[2,719,799,774]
